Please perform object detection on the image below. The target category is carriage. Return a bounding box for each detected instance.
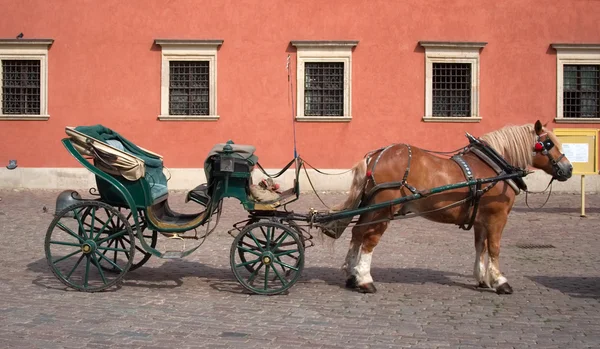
[45,122,571,295]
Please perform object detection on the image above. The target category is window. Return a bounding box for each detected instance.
[291,41,358,122]
[552,44,600,123]
[155,39,223,121]
[0,39,53,120]
[419,41,486,122]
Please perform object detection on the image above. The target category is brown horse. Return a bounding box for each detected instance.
[323,120,572,294]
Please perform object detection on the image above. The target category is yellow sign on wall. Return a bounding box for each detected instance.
[553,128,598,175]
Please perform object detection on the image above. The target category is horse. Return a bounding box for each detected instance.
[322,120,572,294]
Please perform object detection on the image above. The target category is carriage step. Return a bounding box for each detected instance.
[162,251,184,259]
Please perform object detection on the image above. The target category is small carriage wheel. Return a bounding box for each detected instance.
[237,220,304,274]
[83,208,157,273]
[45,201,135,292]
[230,221,304,295]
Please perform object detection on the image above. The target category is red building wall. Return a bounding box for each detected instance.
[1,0,599,169]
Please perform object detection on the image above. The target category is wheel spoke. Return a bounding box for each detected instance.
[95,251,124,272]
[235,257,261,268]
[49,240,82,247]
[56,222,85,243]
[118,238,131,261]
[66,254,85,280]
[51,249,81,264]
[247,263,264,284]
[96,245,129,253]
[74,210,88,240]
[264,265,270,290]
[270,263,288,286]
[272,232,290,251]
[96,230,127,244]
[273,259,299,271]
[91,253,108,285]
[274,249,299,257]
[93,211,113,240]
[247,231,265,253]
[89,207,96,238]
[237,245,262,257]
[84,255,91,287]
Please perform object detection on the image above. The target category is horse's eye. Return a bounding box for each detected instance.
[543,140,554,149]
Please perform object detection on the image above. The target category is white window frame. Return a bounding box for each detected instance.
[291,41,358,122]
[0,39,53,121]
[552,43,600,123]
[155,39,223,121]
[419,41,486,123]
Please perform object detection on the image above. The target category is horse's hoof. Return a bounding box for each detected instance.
[345,276,358,289]
[477,282,489,289]
[357,283,377,293]
[496,283,513,295]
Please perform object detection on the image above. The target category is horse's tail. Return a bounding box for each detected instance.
[320,158,368,239]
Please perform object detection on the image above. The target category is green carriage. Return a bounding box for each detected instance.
[45,125,307,295]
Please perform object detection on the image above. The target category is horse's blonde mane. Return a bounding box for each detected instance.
[480,124,562,169]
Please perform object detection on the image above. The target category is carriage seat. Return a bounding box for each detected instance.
[66,125,168,202]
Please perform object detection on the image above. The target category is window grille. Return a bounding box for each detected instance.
[564,65,599,118]
[1,60,41,114]
[432,63,471,117]
[169,61,209,115]
[304,62,344,116]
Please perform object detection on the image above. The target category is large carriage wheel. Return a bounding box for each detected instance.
[230,221,304,295]
[88,208,157,273]
[45,201,135,292]
[237,220,304,274]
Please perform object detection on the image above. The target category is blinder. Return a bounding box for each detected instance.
[534,133,567,179]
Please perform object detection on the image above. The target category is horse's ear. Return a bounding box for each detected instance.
[534,120,543,134]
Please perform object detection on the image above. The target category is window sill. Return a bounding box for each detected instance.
[0,114,49,121]
[554,117,600,124]
[296,116,352,122]
[158,115,219,121]
[422,116,481,123]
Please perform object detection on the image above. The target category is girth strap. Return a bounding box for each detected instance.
[451,154,497,231]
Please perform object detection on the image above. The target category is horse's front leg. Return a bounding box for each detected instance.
[484,215,513,294]
[473,225,488,288]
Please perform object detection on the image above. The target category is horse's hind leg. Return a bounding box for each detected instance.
[344,211,389,293]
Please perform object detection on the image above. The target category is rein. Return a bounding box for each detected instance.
[524,178,554,209]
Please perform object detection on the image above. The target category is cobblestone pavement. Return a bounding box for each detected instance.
[0,188,599,349]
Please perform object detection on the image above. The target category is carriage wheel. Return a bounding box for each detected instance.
[230,221,304,295]
[87,208,157,273]
[45,201,135,292]
[237,220,304,274]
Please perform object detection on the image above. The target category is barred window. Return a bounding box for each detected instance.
[563,65,599,118]
[1,59,41,115]
[169,61,209,116]
[432,63,471,117]
[304,62,344,116]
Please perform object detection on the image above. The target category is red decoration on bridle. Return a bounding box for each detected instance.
[534,142,544,152]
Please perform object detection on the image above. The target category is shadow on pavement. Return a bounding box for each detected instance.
[527,275,600,300]
[28,256,490,295]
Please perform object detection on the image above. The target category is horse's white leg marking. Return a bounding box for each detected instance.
[342,241,361,278]
[473,246,487,285]
[353,251,373,285]
[488,257,508,288]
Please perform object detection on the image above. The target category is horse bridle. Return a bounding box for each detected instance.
[533,132,567,179]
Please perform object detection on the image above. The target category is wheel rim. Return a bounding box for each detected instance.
[231,221,304,295]
[45,201,135,292]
